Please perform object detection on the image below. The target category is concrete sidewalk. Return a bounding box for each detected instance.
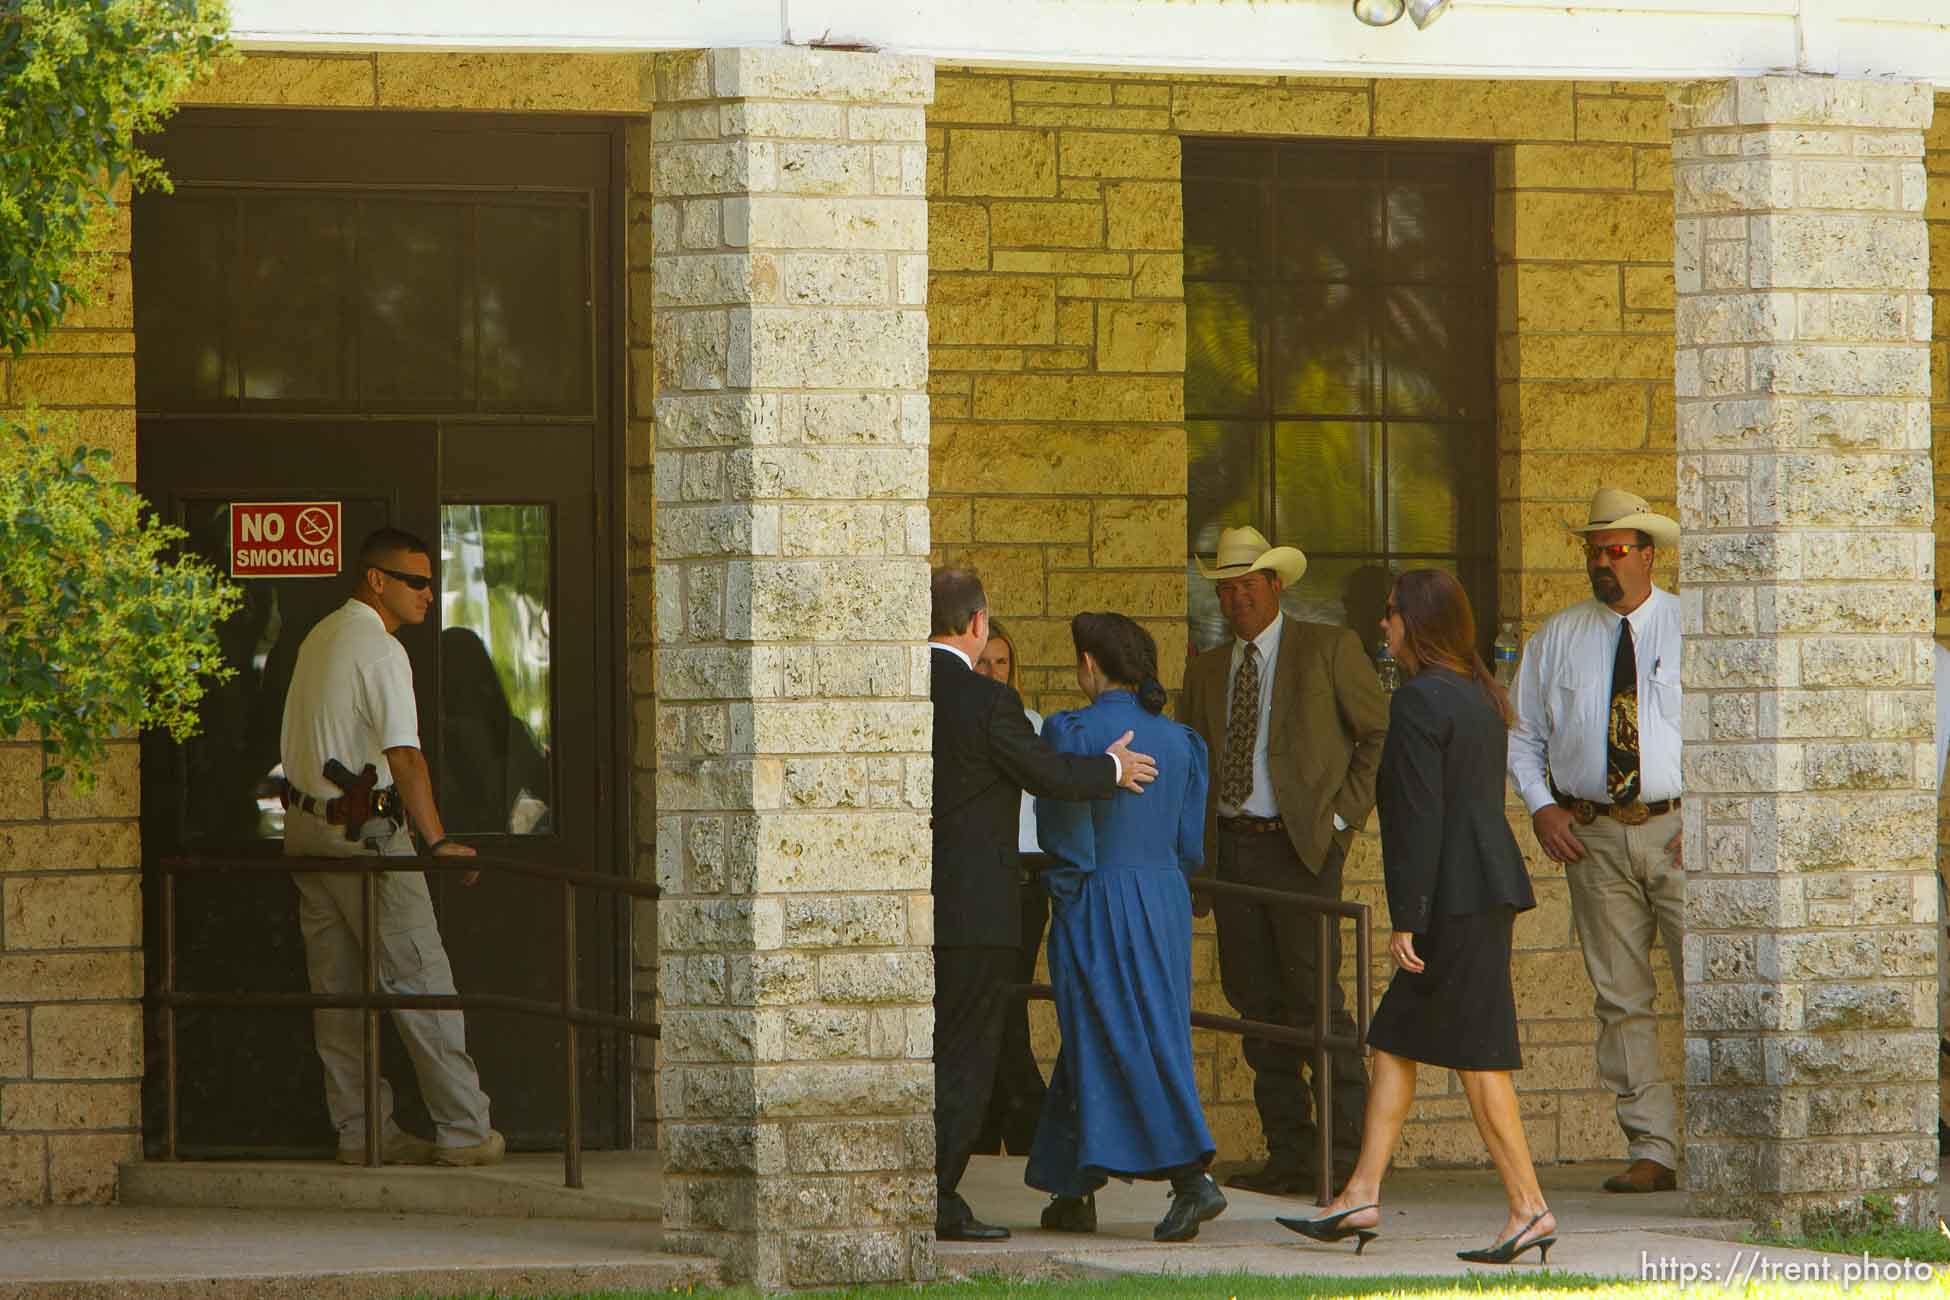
[1,1153,1934,1297]
[940,1155,1935,1286]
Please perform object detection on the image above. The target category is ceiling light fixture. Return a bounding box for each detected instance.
[1351,0,1405,25]
[1406,0,1451,28]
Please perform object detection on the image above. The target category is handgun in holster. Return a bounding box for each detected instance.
[321,758,401,844]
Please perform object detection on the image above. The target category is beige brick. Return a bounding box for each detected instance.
[970,499,1090,544]
[993,251,1127,275]
[989,202,1102,249]
[1170,84,1369,137]
[1624,265,1677,311]
[0,1010,23,1077]
[1577,95,1669,144]
[1014,80,1111,107]
[1132,253,1183,300]
[30,1005,139,1080]
[971,374,1180,422]
[1105,182,1181,251]
[0,953,142,1003]
[45,745,136,822]
[1096,301,1185,373]
[1502,381,1651,451]
[377,53,647,112]
[929,202,989,272]
[946,129,1057,197]
[185,54,375,108]
[1507,191,1673,262]
[48,1133,137,1205]
[1378,80,1575,142]
[2,875,140,951]
[1510,264,1622,333]
[932,424,1184,495]
[1059,132,1179,180]
[1047,570,1183,618]
[0,824,138,874]
[929,277,1056,347]
[1501,333,1674,380]
[0,1135,45,1204]
[1026,348,1091,371]
[1093,499,1186,568]
[1636,146,1675,193]
[1057,300,1094,347]
[1497,143,1636,191]
[931,546,1044,617]
[930,76,1013,125]
[0,749,41,820]
[1014,106,1169,131]
[10,358,134,408]
[2,1082,139,1131]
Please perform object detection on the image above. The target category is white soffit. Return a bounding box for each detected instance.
[226,0,1950,88]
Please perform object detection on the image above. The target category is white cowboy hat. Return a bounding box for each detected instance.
[1195,526,1307,584]
[1566,487,1680,551]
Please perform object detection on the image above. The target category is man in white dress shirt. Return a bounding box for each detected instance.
[1508,489,1683,1194]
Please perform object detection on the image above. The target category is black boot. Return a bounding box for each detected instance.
[1155,1170,1227,1242]
[1040,1191,1097,1233]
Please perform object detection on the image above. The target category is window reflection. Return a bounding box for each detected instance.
[1184,141,1495,655]
[440,506,553,836]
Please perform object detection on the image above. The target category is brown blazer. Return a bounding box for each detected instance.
[1180,615,1390,873]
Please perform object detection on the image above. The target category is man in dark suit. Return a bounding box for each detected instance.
[928,568,1156,1241]
[1182,527,1389,1197]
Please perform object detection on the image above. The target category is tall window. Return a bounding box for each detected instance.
[1184,141,1497,653]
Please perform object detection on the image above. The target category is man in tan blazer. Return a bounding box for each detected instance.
[1182,527,1389,1197]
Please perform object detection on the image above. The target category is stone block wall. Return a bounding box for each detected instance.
[1673,75,1937,1232]
[927,69,1681,1170]
[0,177,144,1204]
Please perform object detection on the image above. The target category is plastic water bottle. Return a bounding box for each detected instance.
[1374,639,1402,694]
[1493,620,1520,689]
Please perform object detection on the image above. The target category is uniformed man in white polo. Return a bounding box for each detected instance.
[280,526,502,1166]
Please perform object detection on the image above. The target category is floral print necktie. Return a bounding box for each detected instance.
[1221,642,1260,808]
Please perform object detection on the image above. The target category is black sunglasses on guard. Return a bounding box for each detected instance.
[376,566,433,591]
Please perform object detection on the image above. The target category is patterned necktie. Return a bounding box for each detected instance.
[1607,619,1641,805]
[1220,642,1260,808]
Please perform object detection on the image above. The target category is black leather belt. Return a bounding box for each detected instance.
[282,781,402,826]
[1217,814,1286,835]
[1553,789,1679,827]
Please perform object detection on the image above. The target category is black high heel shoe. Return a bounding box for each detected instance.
[1276,1204,1380,1255]
[1456,1210,1556,1265]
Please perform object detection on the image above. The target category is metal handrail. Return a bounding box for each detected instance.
[1012,874,1372,1208]
[155,852,661,1190]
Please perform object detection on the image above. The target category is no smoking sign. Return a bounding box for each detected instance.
[231,502,342,578]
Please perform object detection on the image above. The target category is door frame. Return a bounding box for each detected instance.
[133,107,637,1147]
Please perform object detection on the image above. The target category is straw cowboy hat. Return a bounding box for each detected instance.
[1566,487,1680,551]
[1195,526,1307,584]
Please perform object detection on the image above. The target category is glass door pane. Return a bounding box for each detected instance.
[438,505,554,836]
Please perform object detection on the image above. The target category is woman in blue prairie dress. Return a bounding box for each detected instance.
[1026,612,1227,1243]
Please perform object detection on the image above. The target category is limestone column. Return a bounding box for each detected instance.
[1673,76,1937,1231]
[650,48,936,1286]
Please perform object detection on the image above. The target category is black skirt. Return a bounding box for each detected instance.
[1366,906,1521,1072]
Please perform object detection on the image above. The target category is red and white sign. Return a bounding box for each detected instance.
[231,502,342,578]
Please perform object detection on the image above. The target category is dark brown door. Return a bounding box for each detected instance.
[134,111,622,1156]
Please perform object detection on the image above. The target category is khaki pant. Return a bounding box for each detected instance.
[1564,808,1684,1169]
[285,809,491,1149]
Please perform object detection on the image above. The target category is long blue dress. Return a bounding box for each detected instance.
[1025,689,1213,1198]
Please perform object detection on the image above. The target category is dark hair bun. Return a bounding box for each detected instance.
[1137,676,1167,715]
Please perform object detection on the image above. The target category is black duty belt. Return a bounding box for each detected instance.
[282,781,402,826]
[1216,814,1286,835]
[1552,789,1680,827]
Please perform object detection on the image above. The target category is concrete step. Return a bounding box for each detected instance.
[119,1150,662,1222]
[0,1205,712,1300]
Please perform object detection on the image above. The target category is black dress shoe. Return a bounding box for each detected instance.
[1225,1162,1308,1196]
[1041,1192,1097,1233]
[936,1215,1011,1241]
[1154,1175,1227,1242]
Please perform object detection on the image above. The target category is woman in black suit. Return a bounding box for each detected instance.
[1280,568,1555,1266]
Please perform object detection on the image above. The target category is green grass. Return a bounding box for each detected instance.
[1747,1195,1950,1265]
[437,1273,1950,1299]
